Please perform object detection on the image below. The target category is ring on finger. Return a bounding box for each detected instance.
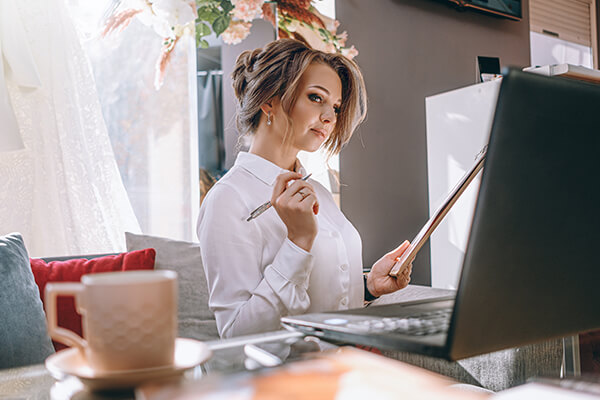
[297,190,309,200]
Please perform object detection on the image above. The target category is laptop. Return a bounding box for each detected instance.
[281,68,600,360]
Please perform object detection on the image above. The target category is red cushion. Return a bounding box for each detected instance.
[30,249,156,351]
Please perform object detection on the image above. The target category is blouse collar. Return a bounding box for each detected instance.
[235,152,307,186]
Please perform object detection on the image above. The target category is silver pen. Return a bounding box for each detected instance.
[246,173,312,222]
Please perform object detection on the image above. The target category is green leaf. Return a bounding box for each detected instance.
[197,7,218,23]
[220,0,234,13]
[212,15,230,36]
[195,26,208,48]
[197,22,212,36]
[200,39,209,49]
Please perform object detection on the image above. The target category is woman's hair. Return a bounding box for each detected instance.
[231,39,367,155]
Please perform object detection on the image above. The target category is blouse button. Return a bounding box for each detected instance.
[340,297,348,306]
[340,264,348,272]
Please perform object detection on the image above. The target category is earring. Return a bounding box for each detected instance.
[266,113,272,126]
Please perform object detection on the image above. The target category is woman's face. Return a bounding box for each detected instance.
[272,62,342,153]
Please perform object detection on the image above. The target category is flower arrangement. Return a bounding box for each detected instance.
[264,0,358,58]
[103,0,357,89]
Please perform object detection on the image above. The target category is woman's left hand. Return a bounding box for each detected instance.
[366,240,413,298]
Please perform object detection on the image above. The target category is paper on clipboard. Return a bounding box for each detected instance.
[389,146,488,277]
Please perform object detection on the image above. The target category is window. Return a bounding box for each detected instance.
[67,1,199,242]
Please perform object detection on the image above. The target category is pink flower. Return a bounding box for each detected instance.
[154,36,180,90]
[221,21,252,45]
[341,45,358,60]
[232,0,265,22]
[337,31,348,47]
[102,9,143,38]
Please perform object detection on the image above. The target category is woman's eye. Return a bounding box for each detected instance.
[308,94,323,103]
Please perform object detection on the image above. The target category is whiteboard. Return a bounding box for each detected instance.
[425,79,501,289]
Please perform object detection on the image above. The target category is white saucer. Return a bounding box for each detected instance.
[45,338,211,390]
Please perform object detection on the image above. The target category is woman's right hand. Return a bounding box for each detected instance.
[271,172,319,252]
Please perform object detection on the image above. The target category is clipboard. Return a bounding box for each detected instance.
[389,146,488,277]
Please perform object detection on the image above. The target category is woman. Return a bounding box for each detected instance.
[197,39,412,338]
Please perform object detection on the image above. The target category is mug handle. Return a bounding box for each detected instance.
[45,282,87,351]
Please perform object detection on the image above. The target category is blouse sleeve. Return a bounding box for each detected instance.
[197,182,315,338]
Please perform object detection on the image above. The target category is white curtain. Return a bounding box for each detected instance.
[76,13,199,243]
[0,0,140,257]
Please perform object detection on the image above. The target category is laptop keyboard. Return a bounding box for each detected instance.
[344,308,452,336]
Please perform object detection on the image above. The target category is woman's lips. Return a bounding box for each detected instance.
[311,128,327,139]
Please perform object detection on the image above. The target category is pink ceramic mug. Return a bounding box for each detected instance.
[45,270,178,372]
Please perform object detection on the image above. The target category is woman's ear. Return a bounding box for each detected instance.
[260,101,273,117]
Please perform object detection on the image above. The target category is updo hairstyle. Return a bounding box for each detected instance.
[231,39,367,155]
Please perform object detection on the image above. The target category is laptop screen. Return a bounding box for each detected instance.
[447,69,600,359]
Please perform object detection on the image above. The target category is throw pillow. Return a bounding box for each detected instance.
[30,248,156,351]
[125,232,219,341]
[0,233,55,368]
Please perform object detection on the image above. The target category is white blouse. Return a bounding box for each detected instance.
[197,152,364,338]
